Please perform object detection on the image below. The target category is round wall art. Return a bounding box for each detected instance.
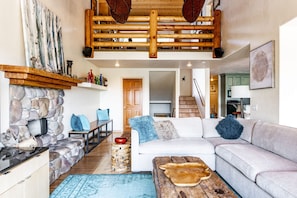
[250,41,275,89]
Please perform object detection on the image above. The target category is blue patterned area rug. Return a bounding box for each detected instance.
[50,173,156,198]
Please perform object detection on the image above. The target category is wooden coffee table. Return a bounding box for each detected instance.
[153,156,237,198]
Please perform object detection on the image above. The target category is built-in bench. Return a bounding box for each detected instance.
[68,119,113,153]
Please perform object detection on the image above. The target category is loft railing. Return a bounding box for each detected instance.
[85,9,221,58]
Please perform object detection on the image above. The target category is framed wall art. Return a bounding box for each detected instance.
[21,0,65,74]
[250,40,275,90]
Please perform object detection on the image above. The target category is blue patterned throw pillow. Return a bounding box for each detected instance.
[129,115,159,143]
[71,114,83,131]
[215,114,243,139]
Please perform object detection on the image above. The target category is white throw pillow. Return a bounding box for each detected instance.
[153,120,179,140]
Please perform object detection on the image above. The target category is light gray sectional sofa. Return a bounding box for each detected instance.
[131,116,297,198]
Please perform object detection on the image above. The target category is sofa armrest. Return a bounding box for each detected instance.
[131,129,139,153]
[131,129,140,171]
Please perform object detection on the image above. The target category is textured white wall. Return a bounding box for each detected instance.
[279,17,297,127]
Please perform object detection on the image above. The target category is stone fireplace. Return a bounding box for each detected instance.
[1,85,65,147]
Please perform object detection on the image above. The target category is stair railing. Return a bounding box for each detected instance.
[193,78,205,107]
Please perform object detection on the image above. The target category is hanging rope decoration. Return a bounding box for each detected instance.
[182,0,205,23]
[106,0,131,23]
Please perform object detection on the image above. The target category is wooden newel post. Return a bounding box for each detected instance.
[149,10,158,58]
[213,10,221,58]
[85,9,94,58]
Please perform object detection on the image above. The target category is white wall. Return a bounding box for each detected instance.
[220,0,297,123]
[180,69,192,96]
[279,17,297,128]
[192,68,210,118]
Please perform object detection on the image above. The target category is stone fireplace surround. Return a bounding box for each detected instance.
[0,84,85,184]
[2,85,64,146]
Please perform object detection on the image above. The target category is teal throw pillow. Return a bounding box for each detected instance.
[215,114,243,139]
[71,114,83,131]
[129,115,159,144]
[97,109,110,121]
[78,115,90,130]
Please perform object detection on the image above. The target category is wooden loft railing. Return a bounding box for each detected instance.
[85,9,221,58]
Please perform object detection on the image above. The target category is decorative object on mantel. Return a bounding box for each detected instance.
[87,69,94,83]
[250,40,275,89]
[66,60,73,77]
[20,0,65,74]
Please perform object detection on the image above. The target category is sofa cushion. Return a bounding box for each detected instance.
[205,137,248,148]
[236,119,258,143]
[215,115,243,139]
[252,121,297,163]
[202,118,222,138]
[216,144,297,181]
[153,120,179,140]
[203,118,257,143]
[256,171,297,198]
[154,117,203,137]
[129,115,158,143]
[139,137,214,154]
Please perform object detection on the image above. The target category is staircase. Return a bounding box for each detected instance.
[179,96,201,118]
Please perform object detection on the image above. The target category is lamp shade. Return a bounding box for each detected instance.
[231,85,250,98]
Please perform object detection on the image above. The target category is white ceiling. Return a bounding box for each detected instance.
[86,44,250,75]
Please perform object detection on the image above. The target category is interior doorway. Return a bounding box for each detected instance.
[149,71,176,117]
[123,79,143,132]
[210,75,218,118]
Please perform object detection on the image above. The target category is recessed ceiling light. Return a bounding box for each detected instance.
[187,62,192,67]
[115,62,120,67]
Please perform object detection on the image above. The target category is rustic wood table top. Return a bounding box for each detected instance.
[153,156,238,198]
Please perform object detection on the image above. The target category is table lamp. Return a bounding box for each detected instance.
[231,85,250,118]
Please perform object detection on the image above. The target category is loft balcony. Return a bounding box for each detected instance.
[84,9,221,59]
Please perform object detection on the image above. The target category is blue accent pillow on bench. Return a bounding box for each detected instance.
[71,114,83,131]
[129,115,159,144]
[97,109,110,121]
[215,114,243,139]
[79,115,90,130]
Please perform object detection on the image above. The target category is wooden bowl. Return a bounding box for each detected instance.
[115,137,127,144]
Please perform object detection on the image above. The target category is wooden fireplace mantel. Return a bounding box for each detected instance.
[0,65,82,89]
